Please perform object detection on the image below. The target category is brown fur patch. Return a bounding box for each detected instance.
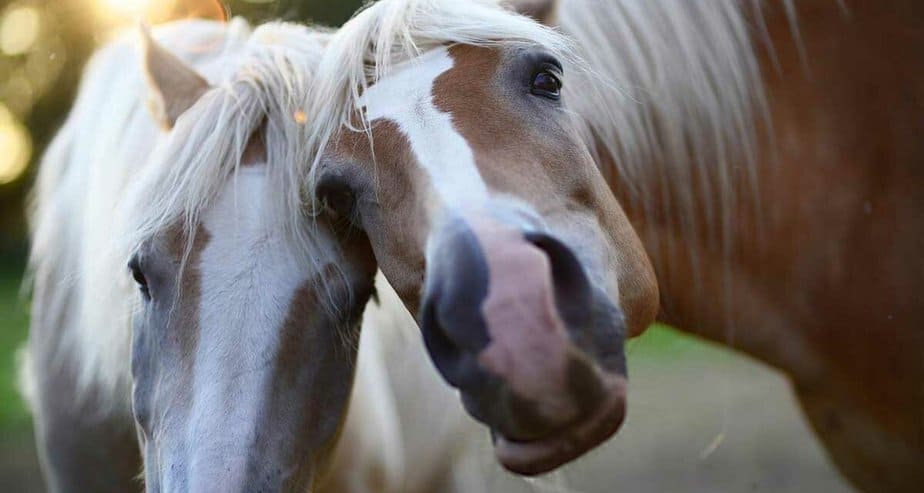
[241,122,267,167]
[276,260,376,491]
[161,223,210,412]
[503,0,559,25]
[328,120,429,312]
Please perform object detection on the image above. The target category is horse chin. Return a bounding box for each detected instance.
[492,375,627,476]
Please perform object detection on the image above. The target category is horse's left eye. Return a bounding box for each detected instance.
[530,70,562,99]
[128,256,151,300]
[316,172,358,227]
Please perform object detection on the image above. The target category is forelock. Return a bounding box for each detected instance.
[121,22,331,264]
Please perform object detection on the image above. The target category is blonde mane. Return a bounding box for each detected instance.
[302,0,574,189]
[557,0,791,277]
[26,18,332,411]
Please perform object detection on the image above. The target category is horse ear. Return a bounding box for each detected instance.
[503,0,558,25]
[140,25,210,129]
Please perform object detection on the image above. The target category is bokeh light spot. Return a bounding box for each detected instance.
[0,5,41,56]
[0,103,32,185]
[2,71,35,116]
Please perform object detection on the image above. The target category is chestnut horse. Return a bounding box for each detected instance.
[308,0,658,477]
[22,20,377,492]
[529,1,923,491]
[308,0,923,491]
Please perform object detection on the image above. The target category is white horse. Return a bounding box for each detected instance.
[21,18,385,492]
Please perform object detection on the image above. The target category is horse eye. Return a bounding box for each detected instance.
[128,256,151,300]
[316,175,357,226]
[530,70,562,99]
[324,188,355,224]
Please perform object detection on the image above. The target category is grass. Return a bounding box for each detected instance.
[0,264,30,432]
[627,322,726,360]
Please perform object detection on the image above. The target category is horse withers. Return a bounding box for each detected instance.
[306,0,659,476]
[22,20,375,492]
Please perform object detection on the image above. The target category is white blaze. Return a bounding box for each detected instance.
[186,168,311,486]
[359,47,489,211]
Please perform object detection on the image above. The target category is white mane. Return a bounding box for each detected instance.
[26,18,332,411]
[123,22,333,264]
[303,0,574,188]
[557,0,792,276]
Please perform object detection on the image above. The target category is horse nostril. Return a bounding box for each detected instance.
[523,231,593,331]
[420,290,469,387]
[420,218,493,390]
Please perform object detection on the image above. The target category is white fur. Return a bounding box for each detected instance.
[177,169,319,490]
[360,47,488,212]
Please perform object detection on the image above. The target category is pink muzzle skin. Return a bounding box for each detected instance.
[469,216,628,475]
[419,211,629,475]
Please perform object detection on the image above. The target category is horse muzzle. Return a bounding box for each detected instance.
[420,212,628,475]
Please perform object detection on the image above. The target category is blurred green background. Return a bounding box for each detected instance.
[0,1,855,491]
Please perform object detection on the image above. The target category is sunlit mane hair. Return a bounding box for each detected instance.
[123,23,333,269]
[25,18,332,411]
[302,0,574,187]
[558,1,796,278]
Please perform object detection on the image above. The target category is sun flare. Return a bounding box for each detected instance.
[92,0,226,25]
[98,0,155,19]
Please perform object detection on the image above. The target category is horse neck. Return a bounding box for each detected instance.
[558,0,769,345]
[564,3,924,483]
[562,0,924,374]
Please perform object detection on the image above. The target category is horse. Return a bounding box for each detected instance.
[524,1,924,491]
[305,0,923,490]
[305,0,659,477]
[20,18,378,492]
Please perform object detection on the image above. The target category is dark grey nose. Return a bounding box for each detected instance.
[420,216,493,391]
[523,231,594,332]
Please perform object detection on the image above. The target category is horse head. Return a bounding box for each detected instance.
[126,26,376,491]
[309,0,658,475]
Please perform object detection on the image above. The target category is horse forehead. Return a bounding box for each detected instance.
[188,171,316,411]
[360,47,490,211]
[202,168,269,237]
[359,47,455,120]
[196,170,313,327]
